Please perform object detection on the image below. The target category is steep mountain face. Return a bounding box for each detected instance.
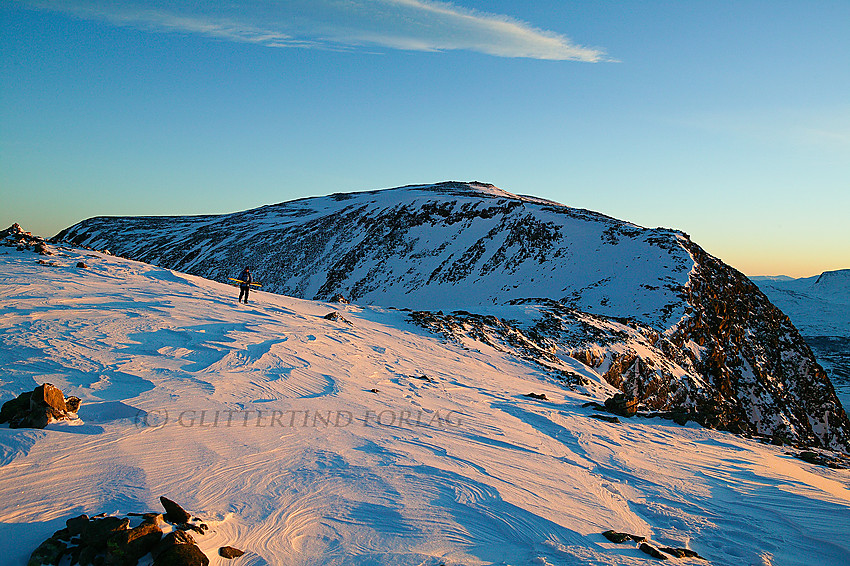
[56,182,850,451]
[753,269,850,410]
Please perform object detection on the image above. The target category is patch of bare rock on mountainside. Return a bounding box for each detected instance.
[53,182,850,452]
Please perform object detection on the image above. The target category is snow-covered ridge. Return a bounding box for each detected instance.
[55,182,850,450]
[57,181,690,329]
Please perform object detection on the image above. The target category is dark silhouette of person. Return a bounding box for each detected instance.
[238,267,252,303]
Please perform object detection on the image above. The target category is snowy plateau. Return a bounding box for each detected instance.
[0,181,847,565]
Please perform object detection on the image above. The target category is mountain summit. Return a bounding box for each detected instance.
[57,181,850,450]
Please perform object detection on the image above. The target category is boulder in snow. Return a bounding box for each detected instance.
[0,383,81,429]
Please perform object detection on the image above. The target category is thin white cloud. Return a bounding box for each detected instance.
[17,0,610,62]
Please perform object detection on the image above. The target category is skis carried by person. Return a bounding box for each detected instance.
[228,278,261,286]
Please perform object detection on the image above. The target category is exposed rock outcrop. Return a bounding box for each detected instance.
[601,530,705,561]
[1,223,51,253]
[219,546,245,559]
[1,383,81,429]
[159,496,191,524]
[323,311,352,325]
[28,497,217,566]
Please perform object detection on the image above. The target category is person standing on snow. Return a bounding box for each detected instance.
[238,267,252,304]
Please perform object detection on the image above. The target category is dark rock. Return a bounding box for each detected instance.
[65,396,82,413]
[180,523,206,535]
[794,450,849,469]
[166,530,196,545]
[81,516,130,548]
[66,514,91,536]
[106,521,163,566]
[604,393,639,417]
[602,530,645,543]
[412,375,433,382]
[369,388,379,393]
[659,547,705,559]
[153,543,209,566]
[798,450,823,464]
[524,392,548,401]
[639,542,668,560]
[0,391,32,423]
[219,546,245,559]
[330,294,350,304]
[3,383,80,429]
[590,414,621,424]
[67,543,83,565]
[160,496,192,524]
[152,530,196,560]
[323,311,351,324]
[27,535,66,566]
[10,409,51,429]
[31,383,67,415]
[671,409,690,426]
[582,401,606,410]
[78,544,100,566]
[77,261,89,268]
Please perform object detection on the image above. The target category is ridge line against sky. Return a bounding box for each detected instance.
[17,0,610,61]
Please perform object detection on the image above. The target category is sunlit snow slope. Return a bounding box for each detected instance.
[1,246,849,565]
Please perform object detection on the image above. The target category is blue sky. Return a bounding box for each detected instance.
[1,0,848,277]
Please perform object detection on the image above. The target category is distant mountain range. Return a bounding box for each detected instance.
[751,270,850,336]
[55,181,850,450]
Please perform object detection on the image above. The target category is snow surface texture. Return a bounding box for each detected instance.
[2,246,850,565]
[753,271,850,409]
[57,182,850,450]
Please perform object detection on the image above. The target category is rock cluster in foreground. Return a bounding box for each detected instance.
[0,383,81,429]
[28,497,245,566]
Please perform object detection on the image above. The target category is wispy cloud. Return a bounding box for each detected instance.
[18,0,610,62]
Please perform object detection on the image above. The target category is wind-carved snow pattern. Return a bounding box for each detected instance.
[57,181,850,450]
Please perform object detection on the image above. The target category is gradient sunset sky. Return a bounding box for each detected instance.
[1,1,848,277]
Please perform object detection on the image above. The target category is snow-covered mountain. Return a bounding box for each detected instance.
[751,270,850,337]
[1,244,850,565]
[753,270,850,409]
[56,182,849,451]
